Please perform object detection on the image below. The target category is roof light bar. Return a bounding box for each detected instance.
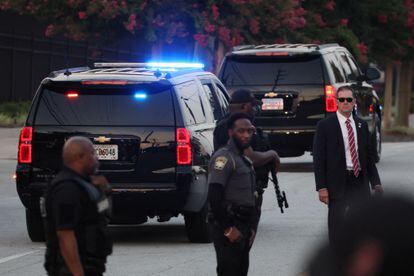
[145,62,204,69]
[134,92,147,100]
[94,62,204,69]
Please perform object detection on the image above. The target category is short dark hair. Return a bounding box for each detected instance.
[230,89,261,105]
[227,112,252,130]
[337,85,355,98]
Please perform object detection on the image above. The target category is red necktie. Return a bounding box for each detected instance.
[345,118,360,177]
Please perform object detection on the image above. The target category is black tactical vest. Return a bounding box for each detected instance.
[43,169,112,275]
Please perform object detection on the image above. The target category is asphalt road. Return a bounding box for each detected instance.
[0,128,414,275]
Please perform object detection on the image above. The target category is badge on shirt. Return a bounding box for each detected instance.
[97,198,109,213]
[214,156,228,170]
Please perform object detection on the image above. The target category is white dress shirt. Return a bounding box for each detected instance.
[336,111,359,170]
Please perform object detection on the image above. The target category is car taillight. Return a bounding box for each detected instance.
[176,128,192,165]
[18,126,32,163]
[369,104,374,113]
[325,85,337,112]
[66,91,79,98]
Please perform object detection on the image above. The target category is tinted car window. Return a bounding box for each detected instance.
[202,83,222,120]
[325,53,345,83]
[345,54,361,78]
[337,52,355,81]
[213,83,229,118]
[220,55,323,86]
[34,83,175,126]
[177,81,207,125]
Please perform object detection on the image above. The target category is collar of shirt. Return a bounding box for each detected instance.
[336,111,359,169]
[336,110,355,126]
[227,138,244,155]
[63,166,91,182]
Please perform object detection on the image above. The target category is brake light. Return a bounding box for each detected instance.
[66,91,79,98]
[369,104,374,113]
[81,80,128,85]
[325,85,337,112]
[176,128,192,165]
[255,52,289,56]
[20,126,32,141]
[18,126,33,163]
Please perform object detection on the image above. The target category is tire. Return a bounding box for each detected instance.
[372,121,382,163]
[26,208,45,242]
[184,203,211,243]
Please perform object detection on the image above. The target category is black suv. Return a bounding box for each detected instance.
[16,62,230,243]
[218,43,382,160]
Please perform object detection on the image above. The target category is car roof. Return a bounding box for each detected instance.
[228,43,348,56]
[45,63,215,84]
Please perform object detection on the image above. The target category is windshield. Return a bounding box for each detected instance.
[221,55,323,86]
[34,83,175,126]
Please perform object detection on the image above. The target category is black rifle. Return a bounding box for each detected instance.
[269,170,289,213]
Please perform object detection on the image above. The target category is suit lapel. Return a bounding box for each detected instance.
[334,114,346,157]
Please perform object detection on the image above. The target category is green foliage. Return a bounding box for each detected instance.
[0,0,306,52]
[0,113,26,127]
[0,0,413,65]
[0,101,30,127]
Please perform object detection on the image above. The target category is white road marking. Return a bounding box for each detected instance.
[0,250,40,264]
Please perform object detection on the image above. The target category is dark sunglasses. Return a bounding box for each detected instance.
[337,97,354,103]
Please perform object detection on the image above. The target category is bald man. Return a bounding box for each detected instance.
[43,137,112,276]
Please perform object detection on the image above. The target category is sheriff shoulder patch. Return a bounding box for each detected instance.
[214,156,228,170]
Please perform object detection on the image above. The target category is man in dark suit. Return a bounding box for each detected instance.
[313,85,383,246]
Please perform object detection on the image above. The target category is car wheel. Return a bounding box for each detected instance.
[184,203,211,243]
[372,121,381,163]
[26,208,45,242]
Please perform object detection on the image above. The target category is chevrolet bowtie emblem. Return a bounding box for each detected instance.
[94,136,111,143]
[264,92,278,98]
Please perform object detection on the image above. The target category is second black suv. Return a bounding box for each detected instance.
[218,43,382,160]
[16,62,230,243]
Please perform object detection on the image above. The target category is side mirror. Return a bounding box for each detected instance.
[365,67,381,81]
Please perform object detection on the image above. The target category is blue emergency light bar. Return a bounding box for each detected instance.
[145,62,204,69]
[94,62,204,70]
[134,92,147,100]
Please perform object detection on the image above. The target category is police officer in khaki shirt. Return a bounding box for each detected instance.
[208,112,257,276]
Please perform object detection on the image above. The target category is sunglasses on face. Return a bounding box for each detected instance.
[337,97,354,103]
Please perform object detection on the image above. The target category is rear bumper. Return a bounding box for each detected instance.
[263,129,315,157]
[15,166,194,216]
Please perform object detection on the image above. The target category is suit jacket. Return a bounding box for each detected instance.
[313,114,381,199]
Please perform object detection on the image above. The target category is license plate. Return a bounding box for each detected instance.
[94,144,118,160]
[262,98,284,110]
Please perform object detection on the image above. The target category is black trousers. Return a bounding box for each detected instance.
[210,221,253,276]
[253,192,263,233]
[328,172,369,247]
[46,262,105,276]
[48,268,103,276]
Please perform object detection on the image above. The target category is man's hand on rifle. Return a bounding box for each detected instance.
[224,226,243,243]
[271,150,281,172]
[245,148,280,169]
